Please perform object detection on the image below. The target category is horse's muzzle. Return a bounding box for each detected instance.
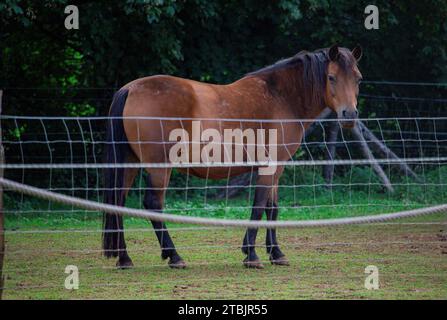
[338,108,358,129]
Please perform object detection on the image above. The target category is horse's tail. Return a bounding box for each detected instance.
[102,88,130,258]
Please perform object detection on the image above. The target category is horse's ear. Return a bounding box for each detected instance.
[328,45,340,61]
[352,45,362,61]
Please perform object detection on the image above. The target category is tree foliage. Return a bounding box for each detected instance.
[1,0,446,115]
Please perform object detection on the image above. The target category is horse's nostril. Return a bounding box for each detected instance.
[342,110,347,118]
[355,110,359,116]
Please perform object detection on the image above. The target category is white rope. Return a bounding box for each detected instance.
[1,177,446,228]
[1,156,446,170]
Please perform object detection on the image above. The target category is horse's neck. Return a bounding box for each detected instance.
[303,103,327,121]
[267,68,327,121]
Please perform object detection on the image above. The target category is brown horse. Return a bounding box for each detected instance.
[103,45,363,269]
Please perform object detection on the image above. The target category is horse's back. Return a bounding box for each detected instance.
[122,75,203,118]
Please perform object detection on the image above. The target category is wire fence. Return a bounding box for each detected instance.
[2,115,446,213]
[0,84,446,299]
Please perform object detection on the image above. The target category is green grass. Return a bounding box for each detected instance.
[2,166,447,299]
[3,217,447,299]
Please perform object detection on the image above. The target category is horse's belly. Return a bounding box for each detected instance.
[177,166,254,179]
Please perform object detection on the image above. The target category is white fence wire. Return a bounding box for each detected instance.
[1,96,446,298]
[2,115,446,216]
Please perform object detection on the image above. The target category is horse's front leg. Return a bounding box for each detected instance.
[144,174,186,269]
[266,199,289,266]
[241,184,270,269]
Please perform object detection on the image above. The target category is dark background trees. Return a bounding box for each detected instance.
[1,0,446,117]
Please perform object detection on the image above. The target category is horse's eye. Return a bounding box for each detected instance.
[328,75,336,83]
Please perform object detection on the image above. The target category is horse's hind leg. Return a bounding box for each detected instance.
[144,170,186,269]
[265,193,289,266]
[116,166,139,269]
[114,216,133,268]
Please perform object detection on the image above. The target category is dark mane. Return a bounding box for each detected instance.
[246,48,356,114]
[246,49,325,77]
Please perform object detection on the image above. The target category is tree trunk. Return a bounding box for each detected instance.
[351,124,394,193]
[323,119,340,186]
[358,121,421,183]
[215,171,256,199]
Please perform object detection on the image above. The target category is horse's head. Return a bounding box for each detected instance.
[324,45,363,128]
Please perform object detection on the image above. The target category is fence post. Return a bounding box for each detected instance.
[0,89,4,299]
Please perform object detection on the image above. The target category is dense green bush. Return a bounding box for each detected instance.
[2,1,447,110]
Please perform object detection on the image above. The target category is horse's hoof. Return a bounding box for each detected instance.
[270,255,290,266]
[116,258,134,269]
[169,256,187,269]
[243,258,264,269]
